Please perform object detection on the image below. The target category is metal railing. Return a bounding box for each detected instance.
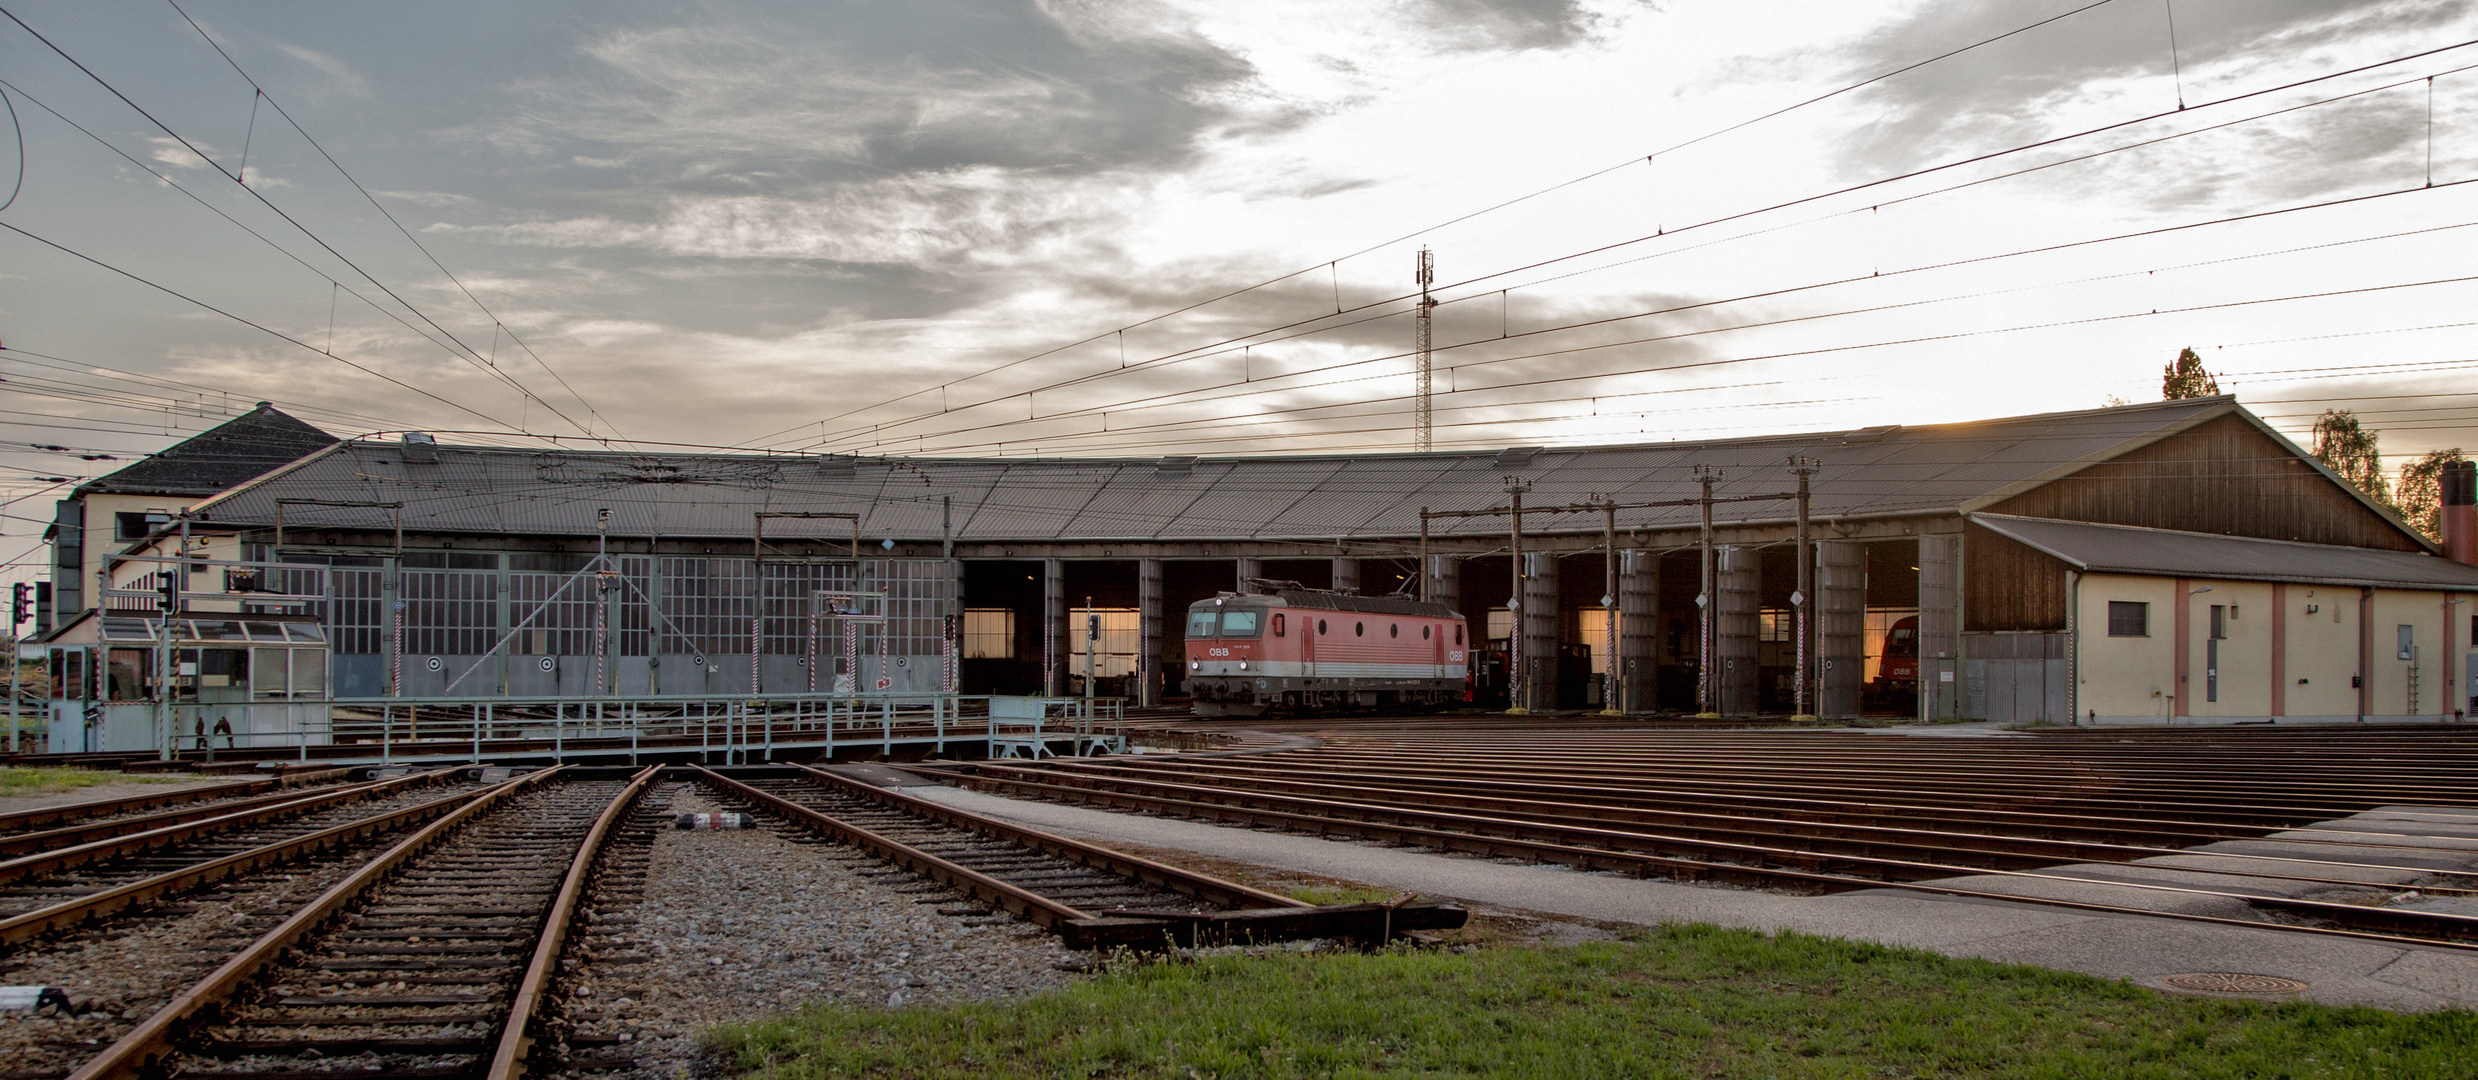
[120,692,1126,766]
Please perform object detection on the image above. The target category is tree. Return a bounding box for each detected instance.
[2160,347,2220,399]
[2312,409,2392,505]
[2396,448,2468,541]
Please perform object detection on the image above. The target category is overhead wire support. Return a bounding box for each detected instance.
[1414,248,1437,453]
[744,0,2136,452]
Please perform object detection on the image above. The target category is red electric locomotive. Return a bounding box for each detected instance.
[1183,588,1470,716]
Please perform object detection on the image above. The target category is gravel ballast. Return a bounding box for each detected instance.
[561,783,1081,1077]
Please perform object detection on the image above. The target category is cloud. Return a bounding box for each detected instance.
[275,43,373,96]
[1414,0,1605,52]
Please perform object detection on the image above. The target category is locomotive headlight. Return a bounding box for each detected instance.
[1239,660,1250,670]
[1189,660,1199,670]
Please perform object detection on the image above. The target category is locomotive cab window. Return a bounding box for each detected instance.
[1272,614,1286,637]
[1389,623,1398,638]
[1422,626,1431,639]
[1185,610,1219,638]
[1354,621,1364,636]
[1317,619,1327,635]
[1455,625,1464,644]
[1220,609,1262,638]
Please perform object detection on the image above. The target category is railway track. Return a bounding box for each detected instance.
[694,765,1464,949]
[0,772,351,841]
[922,723,2478,951]
[53,764,658,1080]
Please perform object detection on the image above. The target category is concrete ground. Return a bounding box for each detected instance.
[908,782,2478,1011]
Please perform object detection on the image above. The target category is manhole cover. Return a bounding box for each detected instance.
[2165,972,2310,994]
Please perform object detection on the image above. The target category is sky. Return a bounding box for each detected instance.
[4,0,2478,588]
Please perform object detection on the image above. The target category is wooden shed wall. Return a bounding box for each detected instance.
[1964,522,2070,632]
[1985,413,2422,551]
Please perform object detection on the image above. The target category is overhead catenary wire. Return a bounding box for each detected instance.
[784,43,2478,454]
[0,5,602,442]
[832,183,2478,456]
[737,0,2139,450]
[159,0,628,446]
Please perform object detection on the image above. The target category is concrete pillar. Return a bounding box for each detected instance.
[1817,541,1865,718]
[1716,544,1759,716]
[1137,559,1163,708]
[1331,557,1359,595]
[1918,534,1960,719]
[1618,549,1657,713]
[1235,557,1262,594]
[1423,554,1458,612]
[1042,558,1065,697]
[1521,551,1559,712]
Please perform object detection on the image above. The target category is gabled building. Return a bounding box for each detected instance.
[43,403,337,632]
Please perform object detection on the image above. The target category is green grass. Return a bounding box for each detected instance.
[1280,884,1401,906]
[0,767,192,797]
[709,924,2474,1079]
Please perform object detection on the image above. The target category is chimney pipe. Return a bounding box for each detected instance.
[2443,460,2477,565]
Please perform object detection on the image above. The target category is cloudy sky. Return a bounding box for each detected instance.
[4,0,2477,580]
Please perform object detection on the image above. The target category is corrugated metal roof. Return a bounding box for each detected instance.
[81,404,338,497]
[188,396,2298,544]
[1972,514,2478,590]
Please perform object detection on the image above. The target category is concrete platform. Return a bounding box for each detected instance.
[908,784,2478,1011]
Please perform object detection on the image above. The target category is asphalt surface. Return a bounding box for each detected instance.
[910,783,2478,1011]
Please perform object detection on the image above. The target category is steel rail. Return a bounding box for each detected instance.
[0,768,474,948]
[978,761,2478,894]
[64,766,569,1080]
[487,764,662,1080]
[0,775,290,836]
[1059,753,2478,854]
[1252,746,2478,803]
[940,765,2478,948]
[0,772,385,858]
[689,765,1094,933]
[790,764,1306,912]
[1162,752,2452,825]
[0,769,458,885]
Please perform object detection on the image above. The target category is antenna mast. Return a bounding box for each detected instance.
[1414,248,1437,452]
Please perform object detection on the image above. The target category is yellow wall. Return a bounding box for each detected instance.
[2079,573,2466,722]
[2283,585,2359,718]
[2076,574,2175,720]
[2183,580,2273,719]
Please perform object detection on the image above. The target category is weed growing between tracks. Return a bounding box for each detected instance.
[0,767,192,797]
[708,923,2473,1079]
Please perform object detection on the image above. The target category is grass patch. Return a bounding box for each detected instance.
[710,924,2473,1079]
[1281,884,1400,906]
[0,767,191,797]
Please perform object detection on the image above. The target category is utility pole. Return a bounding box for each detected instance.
[1083,597,1097,711]
[1598,495,1619,716]
[1413,248,1437,453]
[1694,466,1718,718]
[1789,458,1819,722]
[595,508,612,697]
[1504,476,1530,714]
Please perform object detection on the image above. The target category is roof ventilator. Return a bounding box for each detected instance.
[1493,446,1542,468]
[1155,455,1198,477]
[817,455,857,479]
[400,431,438,464]
[1841,425,1899,445]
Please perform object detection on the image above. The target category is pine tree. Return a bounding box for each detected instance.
[2160,347,2220,399]
[2312,409,2393,505]
[2396,448,2468,540]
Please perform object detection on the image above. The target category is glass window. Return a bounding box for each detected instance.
[963,609,1017,659]
[193,620,249,641]
[1272,614,1285,637]
[106,649,148,701]
[1219,609,1261,638]
[2398,624,2415,661]
[253,648,290,699]
[1455,624,1464,645]
[199,648,248,689]
[285,623,326,643]
[290,650,327,698]
[2107,601,2148,637]
[102,618,156,642]
[1354,621,1364,637]
[51,650,83,700]
[1317,619,1327,635]
[1185,610,1219,638]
